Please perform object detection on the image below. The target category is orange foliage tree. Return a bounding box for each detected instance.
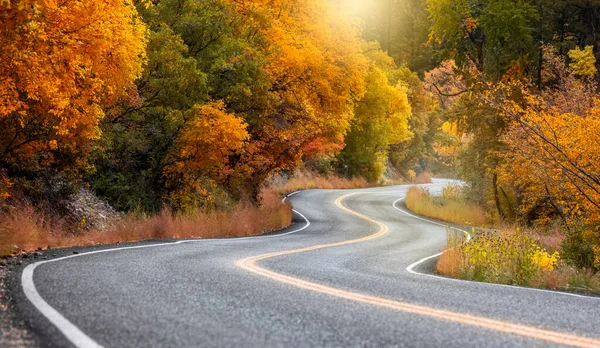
[163,101,249,209]
[224,0,368,198]
[0,0,146,175]
[492,50,600,269]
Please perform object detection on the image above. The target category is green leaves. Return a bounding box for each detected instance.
[479,0,537,78]
[339,46,413,182]
[427,0,537,79]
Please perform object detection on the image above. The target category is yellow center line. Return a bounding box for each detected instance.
[236,192,600,348]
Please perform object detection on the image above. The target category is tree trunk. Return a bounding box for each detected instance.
[492,173,506,220]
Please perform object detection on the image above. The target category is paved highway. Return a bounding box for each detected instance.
[16,179,600,347]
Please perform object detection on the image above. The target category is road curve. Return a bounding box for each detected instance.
[15,179,600,347]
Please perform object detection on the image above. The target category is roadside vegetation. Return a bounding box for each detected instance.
[405,185,487,226]
[0,189,291,257]
[407,184,600,294]
[439,226,600,293]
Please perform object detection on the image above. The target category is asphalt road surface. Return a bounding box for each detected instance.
[15,179,600,347]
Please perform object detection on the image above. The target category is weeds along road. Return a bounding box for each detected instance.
[16,179,600,348]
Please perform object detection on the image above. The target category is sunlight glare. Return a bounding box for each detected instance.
[340,0,374,17]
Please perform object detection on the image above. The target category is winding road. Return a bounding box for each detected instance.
[16,179,600,347]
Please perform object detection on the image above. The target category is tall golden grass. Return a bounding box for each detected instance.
[0,189,292,257]
[271,172,369,195]
[404,186,487,226]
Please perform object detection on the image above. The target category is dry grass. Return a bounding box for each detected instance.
[0,189,292,257]
[412,171,432,184]
[271,171,369,195]
[530,267,600,293]
[436,247,463,278]
[436,230,466,278]
[404,186,487,226]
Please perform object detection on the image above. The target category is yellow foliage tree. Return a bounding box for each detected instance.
[568,46,598,77]
[0,0,146,172]
[339,44,413,182]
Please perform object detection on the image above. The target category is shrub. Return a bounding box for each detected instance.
[561,224,599,272]
[442,228,560,285]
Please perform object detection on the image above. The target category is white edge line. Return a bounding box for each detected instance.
[392,197,597,300]
[22,194,311,348]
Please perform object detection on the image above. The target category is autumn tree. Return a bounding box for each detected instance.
[220,0,368,199]
[0,0,146,181]
[388,66,440,176]
[491,49,600,269]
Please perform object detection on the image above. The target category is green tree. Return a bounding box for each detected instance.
[427,0,537,79]
[339,46,412,182]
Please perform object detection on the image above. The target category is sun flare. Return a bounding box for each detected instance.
[339,0,374,17]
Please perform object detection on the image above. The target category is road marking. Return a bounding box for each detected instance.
[392,197,597,300]
[237,192,600,348]
[21,191,310,348]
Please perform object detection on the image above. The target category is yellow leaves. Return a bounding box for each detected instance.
[531,248,559,272]
[568,46,597,77]
[231,0,367,136]
[455,228,559,284]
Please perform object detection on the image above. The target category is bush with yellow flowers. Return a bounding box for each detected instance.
[445,228,560,285]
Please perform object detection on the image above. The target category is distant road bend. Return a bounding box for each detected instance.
[18,179,600,347]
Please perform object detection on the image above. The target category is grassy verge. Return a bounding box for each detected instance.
[0,189,291,257]
[270,170,431,196]
[405,185,600,294]
[270,172,369,195]
[439,228,600,293]
[405,185,487,226]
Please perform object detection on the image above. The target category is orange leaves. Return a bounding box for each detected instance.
[211,0,370,196]
[165,101,248,189]
[0,0,146,170]
[229,0,367,143]
[177,101,248,172]
[497,85,600,230]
